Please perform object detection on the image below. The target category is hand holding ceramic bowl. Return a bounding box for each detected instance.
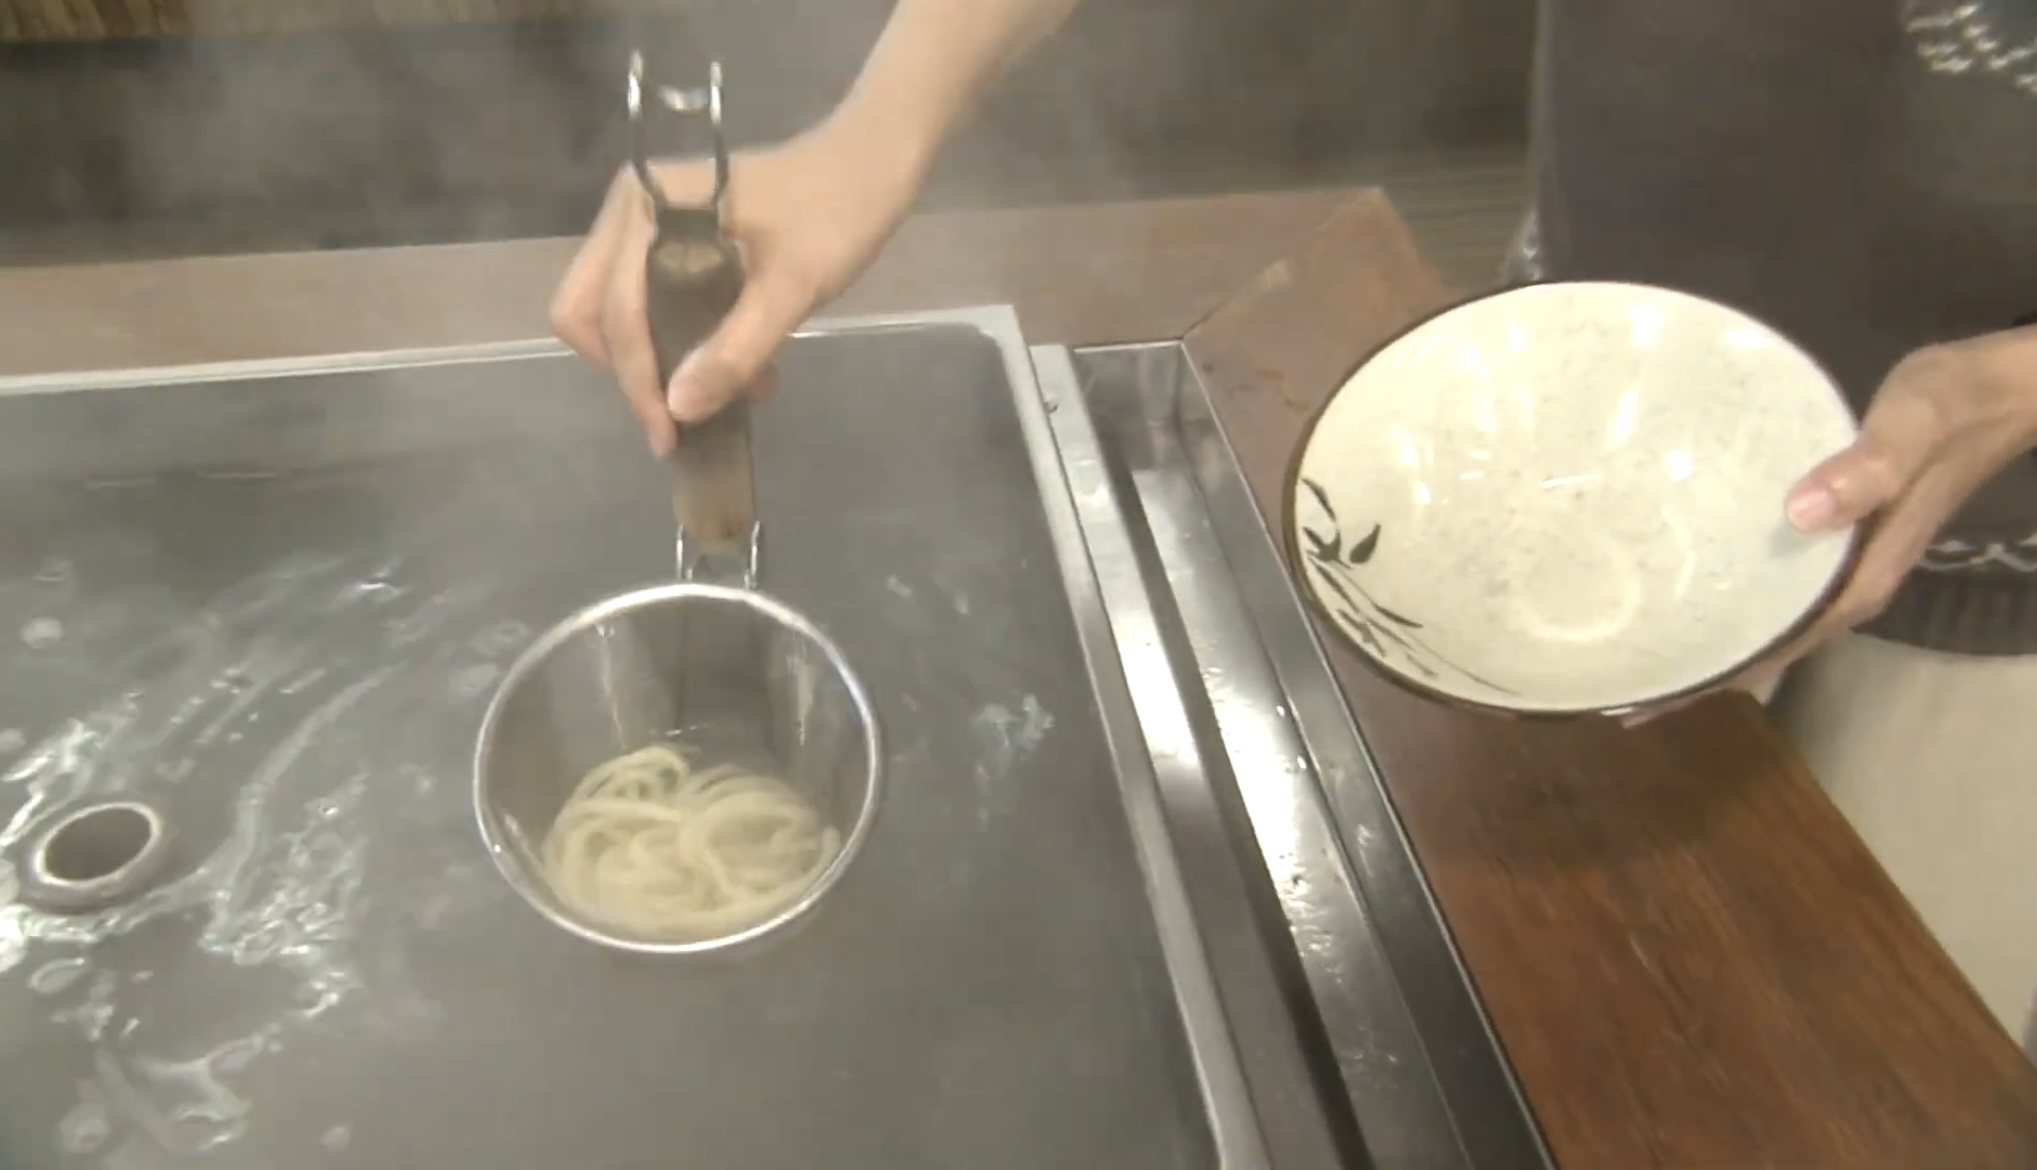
[1285,281,1860,718]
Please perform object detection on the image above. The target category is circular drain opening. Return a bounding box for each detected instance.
[45,805,153,883]
[21,801,175,913]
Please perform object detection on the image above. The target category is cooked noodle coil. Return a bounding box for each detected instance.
[540,743,841,940]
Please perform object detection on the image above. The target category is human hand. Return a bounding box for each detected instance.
[1626,330,2037,724]
[550,112,930,455]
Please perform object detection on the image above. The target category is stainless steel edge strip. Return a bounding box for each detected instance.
[1022,342,1272,1170]
[1143,341,1552,1170]
[0,307,1022,396]
[1040,344,1372,1170]
[1026,342,1279,1170]
[1070,344,1475,1167]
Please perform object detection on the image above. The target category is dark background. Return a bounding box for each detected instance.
[0,0,1534,265]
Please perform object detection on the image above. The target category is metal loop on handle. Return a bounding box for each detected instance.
[630,52,757,590]
[626,53,730,220]
[677,521,763,591]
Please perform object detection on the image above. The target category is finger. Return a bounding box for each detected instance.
[601,207,678,456]
[1753,460,1961,678]
[550,169,637,369]
[1736,526,1885,687]
[1833,447,1984,624]
[1786,359,1959,532]
[1654,370,1987,717]
[666,266,814,423]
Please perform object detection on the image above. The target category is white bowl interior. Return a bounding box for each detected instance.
[1291,282,1858,713]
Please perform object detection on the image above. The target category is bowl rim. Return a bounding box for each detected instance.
[471,580,885,954]
[1279,277,1866,720]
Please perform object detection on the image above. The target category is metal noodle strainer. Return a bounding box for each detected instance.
[472,56,883,957]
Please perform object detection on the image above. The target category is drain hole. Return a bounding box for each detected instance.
[18,801,175,913]
[43,805,155,883]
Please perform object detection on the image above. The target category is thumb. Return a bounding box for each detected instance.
[665,268,812,424]
[1785,365,1955,532]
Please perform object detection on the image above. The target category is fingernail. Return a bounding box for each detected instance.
[666,353,710,421]
[647,427,674,458]
[1786,485,1838,531]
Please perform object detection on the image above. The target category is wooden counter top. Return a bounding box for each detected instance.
[3,188,2035,1167]
[1181,194,2037,1169]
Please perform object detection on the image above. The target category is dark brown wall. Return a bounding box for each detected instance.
[0,1,1534,261]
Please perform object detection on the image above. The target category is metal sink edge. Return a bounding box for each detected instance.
[1056,341,1553,1170]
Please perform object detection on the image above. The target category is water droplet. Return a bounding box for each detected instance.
[0,906,30,974]
[400,765,437,799]
[29,956,88,995]
[280,667,330,696]
[21,618,63,649]
[34,557,72,586]
[471,621,531,657]
[321,1125,352,1151]
[449,663,500,702]
[57,1101,109,1155]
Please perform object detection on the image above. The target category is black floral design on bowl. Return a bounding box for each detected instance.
[1296,477,1516,696]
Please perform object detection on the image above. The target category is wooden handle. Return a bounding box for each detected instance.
[644,226,753,568]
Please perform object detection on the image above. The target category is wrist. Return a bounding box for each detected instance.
[826,77,947,191]
[1957,327,2037,446]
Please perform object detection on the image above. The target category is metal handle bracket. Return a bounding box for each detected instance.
[627,53,759,586]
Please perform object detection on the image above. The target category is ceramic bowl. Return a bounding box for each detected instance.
[1286,280,1860,717]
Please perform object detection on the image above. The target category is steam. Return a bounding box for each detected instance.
[5,2,1526,261]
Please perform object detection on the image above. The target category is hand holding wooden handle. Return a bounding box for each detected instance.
[645,222,754,575]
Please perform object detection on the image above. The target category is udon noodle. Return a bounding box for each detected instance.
[539,742,842,941]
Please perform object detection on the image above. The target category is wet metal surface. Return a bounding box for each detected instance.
[0,313,1257,1170]
[1034,348,1357,1170]
[1064,343,1551,1170]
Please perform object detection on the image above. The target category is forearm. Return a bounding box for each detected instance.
[831,0,1085,171]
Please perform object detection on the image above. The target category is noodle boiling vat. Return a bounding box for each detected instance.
[0,309,1303,1170]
